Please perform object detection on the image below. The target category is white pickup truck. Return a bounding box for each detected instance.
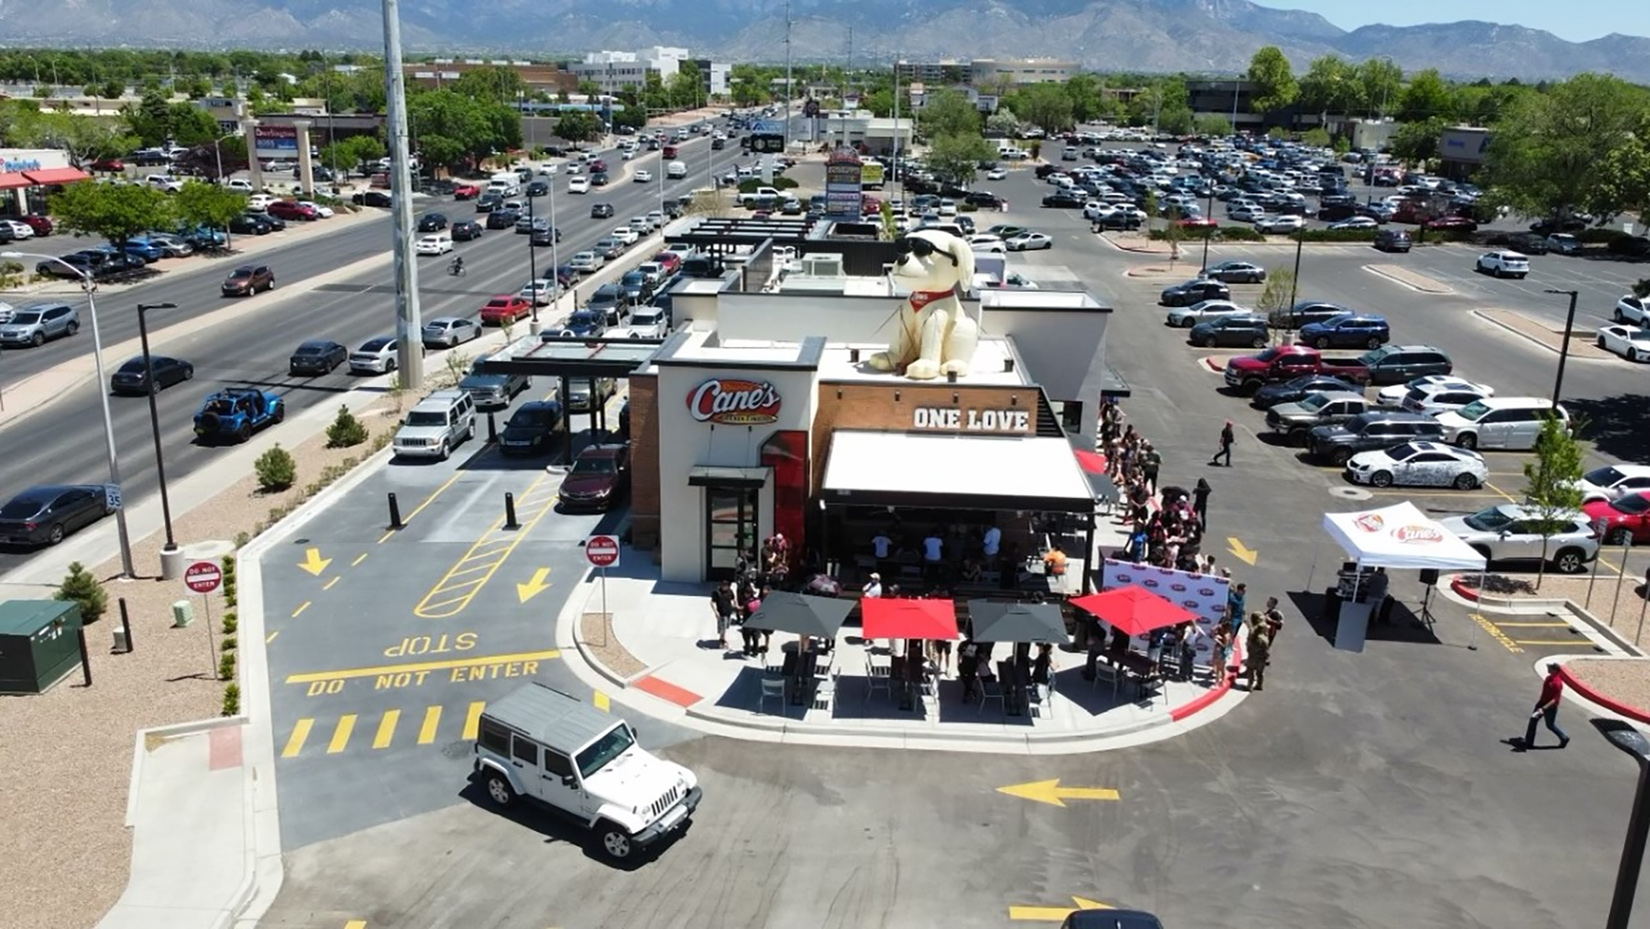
[145,174,185,193]
[737,186,785,208]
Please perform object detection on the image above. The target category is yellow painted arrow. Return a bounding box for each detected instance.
[298,547,332,576]
[1226,537,1258,566]
[516,568,553,603]
[1008,896,1111,922]
[996,779,1120,808]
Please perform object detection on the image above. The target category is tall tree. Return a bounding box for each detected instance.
[17,112,136,167]
[1298,55,1362,118]
[451,65,525,104]
[1063,73,1106,124]
[1397,68,1455,123]
[555,110,603,144]
[1010,83,1075,135]
[172,181,247,235]
[1388,117,1447,165]
[1246,46,1298,115]
[1356,58,1403,118]
[919,88,981,139]
[48,182,173,249]
[925,133,994,185]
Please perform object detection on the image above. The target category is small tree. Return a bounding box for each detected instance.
[1161,208,1187,266]
[1521,413,1586,587]
[254,444,297,492]
[325,405,368,448]
[0,260,23,290]
[1257,267,1298,335]
[1193,114,1231,138]
[442,350,472,389]
[55,561,108,623]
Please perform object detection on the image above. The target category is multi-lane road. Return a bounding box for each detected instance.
[0,124,750,575]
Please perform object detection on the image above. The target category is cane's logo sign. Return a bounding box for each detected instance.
[1142,579,1161,588]
[1198,588,1216,596]
[1355,513,1385,533]
[1394,524,1444,544]
[1170,583,1187,592]
[1182,600,1200,609]
[688,378,782,425]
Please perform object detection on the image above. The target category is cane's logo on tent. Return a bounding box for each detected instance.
[1355,513,1385,532]
[1142,579,1160,588]
[1170,583,1187,592]
[1182,599,1200,608]
[1394,524,1444,544]
[688,378,782,425]
[1199,588,1216,596]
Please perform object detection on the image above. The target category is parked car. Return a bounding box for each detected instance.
[499,400,563,455]
[1547,234,1582,256]
[266,200,319,222]
[1425,215,1479,232]
[1356,344,1453,386]
[1439,504,1598,574]
[1307,411,1446,465]
[0,485,115,547]
[1596,324,1650,362]
[351,190,392,207]
[349,337,403,374]
[110,355,193,395]
[0,303,78,347]
[1159,278,1231,307]
[1345,441,1489,490]
[1506,232,1551,255]
[1434,397,1567,451]
[557,444,631,511]
[288,340,347,376]
[520,278,558,306]
[1298,313,1391,350]
[1201,260,1266,284]
[1255,214,1306,234]
[1328,217,1379,231]
[228,213,274,235]
[221,265,274,296]
[192,387,285,444]
[1373,229,1412,252]
[1252,374,1364,410]
[1584,492,1650,546]
[1005,231,1054,251]
[1576,465,1650,504]
[1376,374,1492,407]
[458,354,531,409]
[479,295,531,325]
[569,251,602,273]
[1397,380,1495,417]
[421,316,481,348]
[1267,391,1372,445]
[1166,299,1251,328]
[1475,251,1530,279]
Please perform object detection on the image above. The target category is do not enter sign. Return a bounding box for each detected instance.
[184,561,222,594]
[585,535,621,568]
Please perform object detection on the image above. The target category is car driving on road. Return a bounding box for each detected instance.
[0,485,115,547]
[289,340,347,376]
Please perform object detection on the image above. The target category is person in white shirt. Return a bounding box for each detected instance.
[923,534,943,562]
[872,533,893,559]
[982,525,1002,558]
[862,573,883,599]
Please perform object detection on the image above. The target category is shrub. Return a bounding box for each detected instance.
[736,176,798,193]
[0,260,23,290]
[1148,226,1263,242]
[254,444,297,492]
[55,561,108,623]
[222,635,238,651]
[234,531,251,549]
[218,650,236,681]
[221,683,241,716]
[326,405,369,448]
[222,610,237,633]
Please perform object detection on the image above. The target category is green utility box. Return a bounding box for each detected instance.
[0,600,84,695]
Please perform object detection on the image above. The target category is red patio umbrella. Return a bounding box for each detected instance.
[1074,449,1107,474]
[861,598,960,641]
[1070,585,1197,638]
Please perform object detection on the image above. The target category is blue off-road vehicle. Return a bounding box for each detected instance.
[193,387,285,444]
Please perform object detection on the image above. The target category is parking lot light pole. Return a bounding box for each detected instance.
[1200,187,1216,273]
[1544,288,1580,413]
[527,194,540,324]
[548,177,560,311]
[1593,719,1650,929]
[136,302,183,579]
[3,251,134,578]
[1288,226,1305,309]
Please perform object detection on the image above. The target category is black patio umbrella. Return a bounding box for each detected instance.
[745,591,855,639]
[967,599,1071,644]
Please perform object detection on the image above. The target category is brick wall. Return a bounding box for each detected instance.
[628,373,660,552]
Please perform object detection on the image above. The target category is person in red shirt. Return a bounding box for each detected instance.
[1521,663,1571,751]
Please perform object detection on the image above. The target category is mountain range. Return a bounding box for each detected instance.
[2,0,1648,83]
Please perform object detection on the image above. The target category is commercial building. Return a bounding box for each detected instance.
[569,48,689,95]
[970,58,1077,87]
[0,148,90,215]
[896,60,973,86]
[813,114,915,157]
[1437,125,1491,179]
[478,217,1125,587]
[691,59,731,99]
[404,59,577,95]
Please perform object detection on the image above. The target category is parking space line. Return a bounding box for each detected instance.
[412,472,561,619]
[373,709,400,749]
[1495,621,1571,627]
[266,631,279,644]
[352,552,369,567]
[1512,638,1589,646]
[327,715,357,754]
[323,576,340,591]
[463,701,485,740]
[417,707,442,745]
[291,601,310,618]
[281,719,313,758]
[345,921,367,929]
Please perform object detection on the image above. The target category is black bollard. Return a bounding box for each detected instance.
[77,627,92,687]
[388,492,403,530]
[505,492,520,530]
[487,411,499,444]
[119,598,133,654]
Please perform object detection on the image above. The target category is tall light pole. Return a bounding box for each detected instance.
[381,0,423,387]
[1544,288,1580,412]
[782,0,793,153]
[136,301,183,579]
[4,251,134,578]
[1594,719,1650,929]
[527,192,540,324]
[549,174,560,311]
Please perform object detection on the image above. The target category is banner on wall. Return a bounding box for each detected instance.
[1100,558,1231,653]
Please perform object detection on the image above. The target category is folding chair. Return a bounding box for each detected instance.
[864,656,892,701]
[1091,660,1121,700]
[759,676,786,715]
[978,677,1005,716]
[813,668,839,712]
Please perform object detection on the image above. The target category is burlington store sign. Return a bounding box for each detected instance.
[911,406,1031,434]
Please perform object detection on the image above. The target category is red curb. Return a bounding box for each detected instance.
[1557,664,1650,725]
[1449,575,1481,601]
[1200,357,1226,373]
[634,674,702,708]
[1170,640,1245,722]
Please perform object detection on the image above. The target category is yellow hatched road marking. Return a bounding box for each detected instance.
[1514,638,1589,646]
[281,719,313,758]
[413,473,561,619]
[418,706,443,744]
[594,691,611,712]
[464,701,486,740]
[1495,621,1571,627]
[373,710,400,749]
[328,715,357,753]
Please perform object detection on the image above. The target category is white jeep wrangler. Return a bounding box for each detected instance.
[473,683,701,861]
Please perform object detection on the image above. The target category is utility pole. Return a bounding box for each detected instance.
[783,0,793,153]
[381,0,423,387]
[892,53,902,198]
[841,27,853,148]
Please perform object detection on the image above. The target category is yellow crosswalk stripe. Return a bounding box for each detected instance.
[418,706,443,744]
[373,710,400,749]
[328,714,357,754]
[463,701,485,740]
[281,719,313,759]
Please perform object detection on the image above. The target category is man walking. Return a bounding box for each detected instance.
[1208,420,1234,467]
[1520,663,1571,750]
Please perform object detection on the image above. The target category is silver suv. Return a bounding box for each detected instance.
[1438,504,1599,574]
[0,302,79,347]
[393,390,476,460]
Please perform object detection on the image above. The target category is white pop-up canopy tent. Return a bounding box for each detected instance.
[1321,501,1487,650]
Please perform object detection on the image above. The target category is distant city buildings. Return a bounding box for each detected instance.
[896,58,1077,89]
[404,59,577,95]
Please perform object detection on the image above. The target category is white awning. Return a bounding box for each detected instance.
[821,430,1095,513]
[1323,501,1487,571]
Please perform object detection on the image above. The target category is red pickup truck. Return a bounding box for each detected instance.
[1223,345,1371,394]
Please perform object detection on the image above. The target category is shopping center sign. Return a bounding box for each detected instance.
[687,378,782,425]
[911,406,1032,434]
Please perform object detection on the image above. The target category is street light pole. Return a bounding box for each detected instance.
[3,251,135,578]
[1544,288,1579,413]
[549,174,560,311]
[1288,226,1305,309]
[136,302,183,579]
[1200,187,1216,273]
[1594,719,1650,929]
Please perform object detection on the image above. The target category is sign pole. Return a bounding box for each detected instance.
[203,593,217,675]
[601,566,609,622]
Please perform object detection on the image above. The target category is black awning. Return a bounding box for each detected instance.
[1101,364,1131,398]
[688,466,770,489]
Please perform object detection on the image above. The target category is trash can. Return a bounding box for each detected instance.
[172,600,194,628]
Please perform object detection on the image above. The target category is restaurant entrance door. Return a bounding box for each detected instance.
[705,486,759,580]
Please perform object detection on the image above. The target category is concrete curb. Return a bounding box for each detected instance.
[1470,308,1612,360]
[1126,265,1173,277]
[1556,658,1650,724]
[1438,576,1642,657]
[1363,263,1454,295]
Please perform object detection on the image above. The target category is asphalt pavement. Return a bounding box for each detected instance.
[0,129,749,576]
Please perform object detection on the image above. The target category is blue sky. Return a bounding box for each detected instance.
[1253,0,1637,43]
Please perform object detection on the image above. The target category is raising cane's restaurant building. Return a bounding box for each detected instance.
[614,279,1123,589]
